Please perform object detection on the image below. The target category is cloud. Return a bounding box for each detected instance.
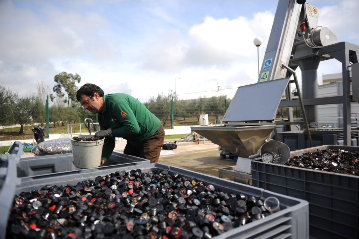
[2,0,356,104]
[0,60,58,97]
[137,10,274,100]
[0,1,121,96]
[186,12,273,67]
[223,70,256,89]
[1,2,117,62]
[318,1,359,43]
[139,11,274,72]
[140,30,187,72]
[105,82,132,96]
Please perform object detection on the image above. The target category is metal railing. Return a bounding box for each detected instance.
[67,123,99,137]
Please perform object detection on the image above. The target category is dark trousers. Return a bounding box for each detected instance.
[124,126,165,163]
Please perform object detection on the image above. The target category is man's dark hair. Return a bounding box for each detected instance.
[76,83,104,101]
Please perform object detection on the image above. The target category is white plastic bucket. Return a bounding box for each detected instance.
[71,136,104,169]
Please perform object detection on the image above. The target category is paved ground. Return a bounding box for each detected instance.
[158,142,237,178]
[19,138,237,179]
[111,139,237,178]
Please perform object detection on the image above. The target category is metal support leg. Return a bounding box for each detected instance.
[282,64,313,147]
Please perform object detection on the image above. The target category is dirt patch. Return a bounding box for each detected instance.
[0,129,34,141]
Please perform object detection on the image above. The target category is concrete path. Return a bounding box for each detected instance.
[0,125,200,146]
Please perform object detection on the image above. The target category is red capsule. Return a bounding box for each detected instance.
[15,198,24,205]
[126,221,134,232]
[128,189,134,195]
[107,203,115,209]
[67,233,77,238]
[81,197,87,202]
[29,224,37,230]
[172,227,182,239]
[28,210,38,216]
[206,214,215,221]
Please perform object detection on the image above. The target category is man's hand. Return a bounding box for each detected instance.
[95,128,112,138]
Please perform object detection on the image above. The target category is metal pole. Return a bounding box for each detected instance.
[96,114,99,131]
[46,95,49,138]
[171,96,174,129]
[281,64,313,147]
[257,46,260,76]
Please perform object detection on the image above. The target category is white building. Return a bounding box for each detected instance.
[318,73,359,128]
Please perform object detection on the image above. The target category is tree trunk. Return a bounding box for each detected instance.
[19,124,24,134]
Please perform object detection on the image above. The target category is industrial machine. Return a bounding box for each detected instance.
[192,0,359,179]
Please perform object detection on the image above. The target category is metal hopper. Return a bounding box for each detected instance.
[192,78,290,158]
[191,124,274,157]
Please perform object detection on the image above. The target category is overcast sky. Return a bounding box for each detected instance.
[1,0,358,103]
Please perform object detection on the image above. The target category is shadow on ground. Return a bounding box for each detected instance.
[158,150,236,178]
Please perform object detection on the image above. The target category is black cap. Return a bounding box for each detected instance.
[192,227,204,238]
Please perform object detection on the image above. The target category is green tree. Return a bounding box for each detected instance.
[174,99,187,121]
[30,95,46,125]
[51,72,81,107]
[0,86,18,126]
[14,97,33,134]
[49,105,63,127]
[204,95,229,121]
[193,99,203,121]
[145,93,171,127]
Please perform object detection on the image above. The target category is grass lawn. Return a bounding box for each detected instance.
[1,146,9,154]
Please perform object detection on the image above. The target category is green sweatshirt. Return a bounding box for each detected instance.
[98,93,161,162]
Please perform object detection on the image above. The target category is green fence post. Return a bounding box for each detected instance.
[46,95,49,138]
[171,96,174,129]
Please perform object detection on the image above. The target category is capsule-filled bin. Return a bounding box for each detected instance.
[1,159,309,239]
[252,145,359,239]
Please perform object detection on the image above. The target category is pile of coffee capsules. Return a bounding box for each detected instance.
[35,138,72,155]
[72,136,101,142]
[7,169,277,239]
[285,149,359,175]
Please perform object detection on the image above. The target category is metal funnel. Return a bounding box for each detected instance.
[191,125,274,158]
